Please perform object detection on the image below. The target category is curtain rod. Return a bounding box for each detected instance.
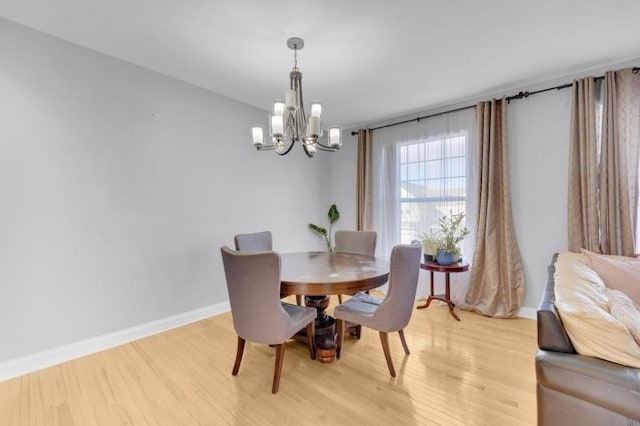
[350,66,639,136]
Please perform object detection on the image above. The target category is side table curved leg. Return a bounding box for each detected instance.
[417,270,435,310]
[447,301,460,321]
[417,296,434,309]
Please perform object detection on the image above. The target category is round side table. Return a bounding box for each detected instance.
[417,261,469,321]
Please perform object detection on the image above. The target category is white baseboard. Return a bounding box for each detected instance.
[0,301,230,383]
[1,300,535,383]
[517,306,537,320]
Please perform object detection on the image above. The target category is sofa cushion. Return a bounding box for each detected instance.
[608,288,640,347]
[582,249,640,305]
[554,252,640,368]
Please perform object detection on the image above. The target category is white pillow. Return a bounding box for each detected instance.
[554,252,640,368]
[608,288,640,347]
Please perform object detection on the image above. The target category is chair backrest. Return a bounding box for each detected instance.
[234,231,272,252]
[373,242,422,331]
[220,246,291,344]
[334,230,377,256]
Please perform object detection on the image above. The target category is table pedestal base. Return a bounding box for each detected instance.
[304,296,336,363]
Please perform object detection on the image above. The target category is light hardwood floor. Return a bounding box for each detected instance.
[0,297,538,425]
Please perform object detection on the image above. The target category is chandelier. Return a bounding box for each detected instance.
[251,37,342,158]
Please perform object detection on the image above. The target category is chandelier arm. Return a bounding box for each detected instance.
[275,140,296,156]
[295,109,307,141]
[302,144,315,158]
[256,144,276,151]
[284,110,297,142]
[289,71,307,138]
[314,142,339,151]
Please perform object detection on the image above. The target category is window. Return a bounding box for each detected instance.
[399,132,468,243]
[369,107,475,260]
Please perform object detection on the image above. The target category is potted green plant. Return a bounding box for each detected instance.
[436,211,470,265]
[309,204,340,252]
[419,231,442,263]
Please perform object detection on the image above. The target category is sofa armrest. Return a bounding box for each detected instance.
[537,253,576,353]
[536,350,640,420]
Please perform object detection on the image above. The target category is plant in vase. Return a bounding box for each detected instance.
[419,231,442,263]
[308,204,340,252]
[436,211,470,266]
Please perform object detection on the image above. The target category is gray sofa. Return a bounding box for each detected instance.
[536,254,640,425]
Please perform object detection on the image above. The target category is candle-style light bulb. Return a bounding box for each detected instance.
[285,89,296,111]
[310,102,322,118]
[328,127,342,148]
[252,126,264,147]
[273,101,285,116]
[270,114,284,137]
[306,116,321,138]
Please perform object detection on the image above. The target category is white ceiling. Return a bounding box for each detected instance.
[2,0,640,129]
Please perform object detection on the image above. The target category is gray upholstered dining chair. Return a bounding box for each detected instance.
[334,230,377,257]
[334,241,421,377]
[234,230,301,304]
[220,246,316,394]
[234,230,272,252]
[334,230,378,303]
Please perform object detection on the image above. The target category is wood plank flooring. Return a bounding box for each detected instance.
[0,297,538,425]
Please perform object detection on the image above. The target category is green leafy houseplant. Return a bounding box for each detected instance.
[419,230,442,260]
[437,211,470,255]
[309,204,340,252]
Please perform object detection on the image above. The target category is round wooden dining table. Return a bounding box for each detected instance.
[280,252,390,363]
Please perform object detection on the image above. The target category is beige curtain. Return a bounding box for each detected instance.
[567,77,600,252]
[356,129,373,230]
[464,98,525,318]
[568,69,640,255]
[599,69,640,255]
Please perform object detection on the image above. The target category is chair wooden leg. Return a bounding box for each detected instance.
[379,331,396,377]
[232,336,245,376]
[272,343,286,394]
[336,319,344,359]
[306,321,316,360]
[338,294,343,304]
[398,329,410,355]
[296,295,302,305]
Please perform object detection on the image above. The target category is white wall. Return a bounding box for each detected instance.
[330,133,358,231]
[0,17,331,363]
[508,90,571,309]
[331,59,639,314]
